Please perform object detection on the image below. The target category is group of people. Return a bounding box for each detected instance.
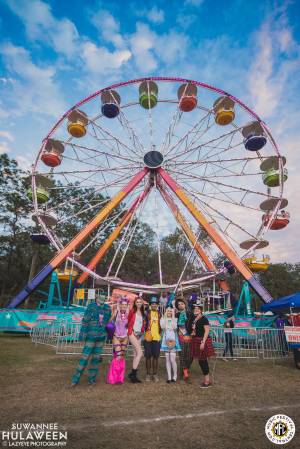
[71,294,216,389]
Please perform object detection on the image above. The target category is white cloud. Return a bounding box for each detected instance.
[129,23,189,73]
[184,0,204,6]
[0,131,14,142]
[176,13,197,29]
[155,31,188,64]
[6,0,79,58]
[0,141,12,154]
[90,9,125,48]
[15,155,32,171]
[81,42,131,74]
[248,18,300,119]
[0,43,66,117]
[147,7,165,24]
[129,23,158,72]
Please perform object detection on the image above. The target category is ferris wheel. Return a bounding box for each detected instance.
[10,77,289,308]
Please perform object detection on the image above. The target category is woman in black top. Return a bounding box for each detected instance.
[186,302,215,388]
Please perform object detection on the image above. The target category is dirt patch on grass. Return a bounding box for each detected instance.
[0,335,299,449]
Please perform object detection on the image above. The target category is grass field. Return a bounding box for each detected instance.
[0,334,299,449]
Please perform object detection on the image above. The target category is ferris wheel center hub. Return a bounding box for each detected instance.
[143,150,164,169]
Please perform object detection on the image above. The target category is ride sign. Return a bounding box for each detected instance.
[284,326,300,344]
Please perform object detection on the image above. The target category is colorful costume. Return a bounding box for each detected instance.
[127,309,145,383]
[160,317,181,352]
[72,301,111,385]
[187,314,215,379]
[177,309,193,379]
[160,315,181,382]
[144,309,161,358]
[107,308,129,384]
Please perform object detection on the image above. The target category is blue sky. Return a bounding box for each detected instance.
[0,0,300,263]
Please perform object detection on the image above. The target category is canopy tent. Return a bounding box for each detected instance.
[261,292,300,312]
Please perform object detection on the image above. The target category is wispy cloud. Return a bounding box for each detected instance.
[0,43,67,117]
[0,130,14,141]
[81,42,131,74]
[5,0,79,58]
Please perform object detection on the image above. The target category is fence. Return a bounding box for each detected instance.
[210,327,289,359]
[30,320,290,360]
[55,321,136,357]
[30,318,65,347]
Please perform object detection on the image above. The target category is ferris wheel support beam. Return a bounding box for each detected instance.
[157,182,229,292]
[158,168,273,303]
[77,185,152,285]
[8,169,149,308]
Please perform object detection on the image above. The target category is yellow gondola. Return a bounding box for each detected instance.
[243,255,270,272]
[213,96,235,125]
[56,268,79,282]
[67,109,88,138]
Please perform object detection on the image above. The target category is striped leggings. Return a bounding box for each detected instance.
[72,338,104,385]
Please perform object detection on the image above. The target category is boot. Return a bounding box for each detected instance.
[129,368,142,383]
[183,368,189,381]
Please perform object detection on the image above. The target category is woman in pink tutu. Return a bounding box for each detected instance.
[107,297,129,384]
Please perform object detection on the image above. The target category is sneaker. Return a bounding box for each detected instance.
[233,358,238,361]
[171,379,176,383]
[222,358,228,362]
[200,382,212,388]
[166,380,171,384]
[153,374,159,383]
[70,383,77,388]
[145,374,151,382]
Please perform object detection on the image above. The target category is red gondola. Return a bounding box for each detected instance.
[262,211,290,230]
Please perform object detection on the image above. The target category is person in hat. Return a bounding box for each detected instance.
[144,296,162,382]
[186,301,215,388]
[71,296,111,387]
[175,297,193,381]
[160,306,181,383]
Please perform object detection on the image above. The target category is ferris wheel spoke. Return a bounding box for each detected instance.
[166,155,264,168]
[61,151,140,172]
[114,188,151,277]
[41,165,141,177]
[160,106,183,156]
[182,181,262,213]
[163,184,243,253]
[192,130,236,164]
[184,157,261,180]
[78,189,139,256]
[106,185,151,277]
[117,110,145,156]
[166,125,242,164]
[184,187,259,240]
[46,172,137,221]
[164,111,212,159]
[56,198,111,225]
[61,140,140,166]
[88,117,142,161]
[168,167,274,200]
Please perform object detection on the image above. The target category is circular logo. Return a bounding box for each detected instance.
[265,414,295,445]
